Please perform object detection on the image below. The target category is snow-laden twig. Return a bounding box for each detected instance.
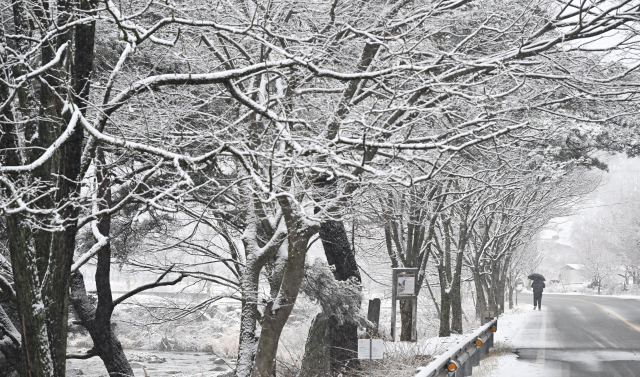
[79,112,227,164]
[70,220,108,273]
[0,104,80,172]
[0,42,69,113]
[71,178,109,273]
[112,265,185,307]
[0,274,16,302]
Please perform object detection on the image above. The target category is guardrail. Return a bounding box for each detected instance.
[414,318,498,377]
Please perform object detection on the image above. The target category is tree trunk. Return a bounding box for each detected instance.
[438,287,451,337]
[1,17,55,377]
[236,266,261,377]
[317,220,361,371]
[483,274,497,316]
[450,279,463,334]
[68,149,133,377]
[235,201,287,377]
[3,4,96,375]
[450,244,465,333]
[251,223,315,377]
[495,278,504,314]
[473,270,487,323]
[508,277,514,310]
[69,273,134,377]
[399,299,413,341]
[6,216,56,377]
[437,264,451,337]
[450,215,468,334]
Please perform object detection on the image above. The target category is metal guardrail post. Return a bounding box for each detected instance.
[462,356,473,376]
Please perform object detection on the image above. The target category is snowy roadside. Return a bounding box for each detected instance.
[384,332,468,357]
[470,303,534,377]
[380,303,535,377]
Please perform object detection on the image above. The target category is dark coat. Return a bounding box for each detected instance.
[532,280,545,293]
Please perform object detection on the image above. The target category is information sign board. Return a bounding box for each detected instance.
[397,273,415,296]
[357,339,384,359]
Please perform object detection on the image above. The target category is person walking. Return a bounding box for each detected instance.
[532,279,545,311]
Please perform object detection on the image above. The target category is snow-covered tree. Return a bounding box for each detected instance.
[4,1,640,376]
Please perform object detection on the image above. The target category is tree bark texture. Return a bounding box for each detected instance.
[235,200,287,377]
[69,273,134,377]
[473,270,487,323]
[438,281,451,337]
[507,277,514,310]
[450,220,468,334]
[399,299,414,341]
[0,302,20,377]
[67,148,134,377]
[318,220,361,372]
[1,4,96,374]
[251,215,316,377]
[236,266,261,377]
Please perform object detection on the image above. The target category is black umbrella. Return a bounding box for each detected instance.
[528,273,546,281]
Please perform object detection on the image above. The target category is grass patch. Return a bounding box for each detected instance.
[471,341,515,376]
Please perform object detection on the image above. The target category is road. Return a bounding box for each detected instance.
[507,292,640,376]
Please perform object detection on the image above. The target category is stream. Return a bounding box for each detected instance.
[66,348,234,376]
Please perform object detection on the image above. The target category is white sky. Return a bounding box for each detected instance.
[540,153,640,246]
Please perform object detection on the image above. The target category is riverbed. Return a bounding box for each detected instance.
[66,348,233,376]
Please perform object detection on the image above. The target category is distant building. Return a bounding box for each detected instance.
[560,264,585,285]
[560,264,628,287]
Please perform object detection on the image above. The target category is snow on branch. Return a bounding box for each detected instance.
[112,266,185,307]
[0,104,80,173]
[0,274,16,302]
[71,178,110,273]
[79,113,228,164]
[101,59,298,117]
[337,122,529,151]
[70,219,109,273]
[0,42,69,114]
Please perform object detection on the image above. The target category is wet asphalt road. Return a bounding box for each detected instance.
[512,292,640,376]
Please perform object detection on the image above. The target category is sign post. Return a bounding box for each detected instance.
[358,337,383,376]
[391,268,419,341]
[515,277,524,306]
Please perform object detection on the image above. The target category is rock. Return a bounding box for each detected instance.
[210,366,227,371]
[213,358,226,365]
[129,362,146,369]
[129,352,167,363]
[299,313,331,377]
[67,369,84,376]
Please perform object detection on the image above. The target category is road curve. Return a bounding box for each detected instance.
[507,292,640,377]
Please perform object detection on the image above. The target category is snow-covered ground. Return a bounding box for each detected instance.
[471,302,537,377]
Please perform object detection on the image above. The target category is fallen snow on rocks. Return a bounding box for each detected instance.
[128,352,168,363]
